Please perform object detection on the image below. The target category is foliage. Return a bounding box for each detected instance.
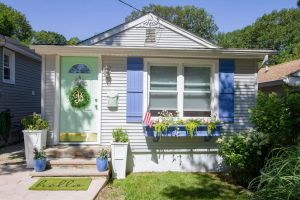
[126,4,218,41]
[100,172,250,200]
[298,0,300,8]
[67,37,80,45]
[152,110,222,137]
[185,119,201,137]
[21,113,48,130]
[217,131,269,186]
[31,30,67,45]
[249,90,300,146]
[0,109,11,145]
[33,147,46,160]
[112,128,128,143]
[97,148,109,160]
[0,3,33,42]
[249,146,300,200]
[217,9,300,64]
[69,85,91,109]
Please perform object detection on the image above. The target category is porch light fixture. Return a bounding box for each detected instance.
[104,65,111,85]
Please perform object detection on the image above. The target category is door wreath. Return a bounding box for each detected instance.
[69,76,90,109]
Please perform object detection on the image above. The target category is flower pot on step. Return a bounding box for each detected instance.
[96,158,108,172]
[23,130,47,168]
[33,158,47,172]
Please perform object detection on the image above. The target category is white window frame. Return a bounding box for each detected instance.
[143,58,219,120]
[2,48,15,84]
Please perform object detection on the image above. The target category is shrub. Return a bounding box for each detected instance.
[217,131,269,186]
[33,147,46,160]
[112,128,128,142]
[250,90,300,146]
[249,146,300,199]
[21,113,48,130]
[0,109,11,145]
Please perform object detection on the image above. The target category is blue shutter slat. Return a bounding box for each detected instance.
[219,59,234,123]
[126,57,143,123]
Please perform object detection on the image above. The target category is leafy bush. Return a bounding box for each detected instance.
[249,146,300,199]
[217,131,269,186]
[97,148,109,160]
[21,113,48,130]
[33,147,46,160]
[250,90,300,146]
[0,109,11,144]
[112,128,128,142]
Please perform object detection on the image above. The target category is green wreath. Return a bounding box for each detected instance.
[69,85,90,109]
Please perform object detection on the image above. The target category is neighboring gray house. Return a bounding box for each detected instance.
[0,35,41,144]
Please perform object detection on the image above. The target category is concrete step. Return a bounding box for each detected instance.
[48,158,97,168]
[45,145,109,158]
[30,167,109,177]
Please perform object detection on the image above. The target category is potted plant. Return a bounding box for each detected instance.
[96,148,109,172]
[21,113,48,168]
[33,147,47,172]
[111,128,128,179]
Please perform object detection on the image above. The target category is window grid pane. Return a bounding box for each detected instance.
[150,66,177,91]
[4,67,10,80]
[4,55,9,67]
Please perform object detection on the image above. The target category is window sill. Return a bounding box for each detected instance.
[2,79,15,85]
[144,124,222,138]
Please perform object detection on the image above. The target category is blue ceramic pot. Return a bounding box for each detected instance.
[96,158,108,172]
[33,158,47,172]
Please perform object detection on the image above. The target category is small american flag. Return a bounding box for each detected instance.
[144,106,152,127]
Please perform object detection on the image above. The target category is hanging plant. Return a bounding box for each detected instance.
[69,76,90,109]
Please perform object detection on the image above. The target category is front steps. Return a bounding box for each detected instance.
[30,145,110,178]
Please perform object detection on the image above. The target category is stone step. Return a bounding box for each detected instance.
[45,145,109,158]
[30,167,109,177]
[47,158,111,169]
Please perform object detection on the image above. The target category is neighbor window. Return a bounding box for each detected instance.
[149,66,177,116]
[148,62,213,117]
[2,48,15,84]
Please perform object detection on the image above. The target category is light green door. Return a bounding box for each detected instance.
[60,56,99,142]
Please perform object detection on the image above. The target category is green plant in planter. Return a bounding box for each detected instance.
[112,128,128,142]
[97,149,109,160]
[185,119,201,137]
[21,113,48,130]
[33,147,46,160]
[206,116,222,135]
[153,110,175,138]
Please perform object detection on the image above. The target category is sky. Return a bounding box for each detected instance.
[0,0,297,40]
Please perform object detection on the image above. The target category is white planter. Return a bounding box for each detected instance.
[111,142,128,179]
[23,130,47,168]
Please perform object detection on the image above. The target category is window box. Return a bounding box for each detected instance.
[144,124,222,138]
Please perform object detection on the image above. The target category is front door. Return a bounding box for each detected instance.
[60,56,99,143]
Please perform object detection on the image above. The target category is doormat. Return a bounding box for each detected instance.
[29,177,92,191]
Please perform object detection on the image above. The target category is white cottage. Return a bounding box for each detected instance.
[32,13,275,172]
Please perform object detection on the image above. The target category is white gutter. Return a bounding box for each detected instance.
[31,45,277,59]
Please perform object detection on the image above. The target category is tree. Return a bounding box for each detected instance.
[31,31,67,45]
[298,0,300,8]
[0,3,32,42]
[126,4,218,41]
[217,9,300,64]
[67,37,80,45]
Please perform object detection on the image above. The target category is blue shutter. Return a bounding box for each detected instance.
[126,57,143,122]
[219,59,234,123]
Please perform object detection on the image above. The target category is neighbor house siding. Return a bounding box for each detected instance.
[95,25,205,48]
[43,55,56,144]
[0,48,41,143]
[100,57,257,152]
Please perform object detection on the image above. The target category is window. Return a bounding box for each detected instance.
[146,59,216,118]
[69,64,91,73]
[149,66,177,116]
[184,67,211,117]
[3,48,15,84]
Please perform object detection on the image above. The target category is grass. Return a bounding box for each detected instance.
[97,172,250,200]
[29,177,92,191]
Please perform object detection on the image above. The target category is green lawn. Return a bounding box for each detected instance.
[97,172,250,200]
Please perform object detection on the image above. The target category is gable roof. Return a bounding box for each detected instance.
[0,34,41,61]
[79,13,219,49]
[258,59,300,83]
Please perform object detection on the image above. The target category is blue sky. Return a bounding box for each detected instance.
[1,0,297,40]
